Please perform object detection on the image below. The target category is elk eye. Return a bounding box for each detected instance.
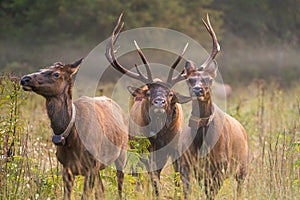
[53,72,60,78]
[169,92,173,97]
[145,90,151,97]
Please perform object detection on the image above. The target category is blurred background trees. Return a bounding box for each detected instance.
[0,0,299,85]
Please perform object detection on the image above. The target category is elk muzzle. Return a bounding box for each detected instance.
[192,86,204,96]
[20,75,34,91]
[151,97,167,114]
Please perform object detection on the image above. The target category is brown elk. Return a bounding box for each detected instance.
[20,59,128,199]
[179,14,248,199]
[105,14,190,196]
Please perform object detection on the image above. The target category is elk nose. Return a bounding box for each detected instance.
[20,76,31,85]
[153,98,166,107]
[193,87,204,95]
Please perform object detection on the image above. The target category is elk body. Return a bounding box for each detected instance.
[105,14,189,196]
[179,15,248,199]
[20,59,128,199]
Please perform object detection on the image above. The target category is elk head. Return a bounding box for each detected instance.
[20,59,83,97]
[127,81,181,116]
[106,14,189,115]
[184,14,220,102]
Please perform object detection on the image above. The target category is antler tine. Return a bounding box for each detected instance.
[167,43,189,85]
[106,13,123,62]
[200,13,221,69]
[105,14,149,83]
[170,68,185,86]
[134,64,147,79]
[133,40,153,83]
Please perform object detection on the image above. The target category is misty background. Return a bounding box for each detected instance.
[1,0,299,86]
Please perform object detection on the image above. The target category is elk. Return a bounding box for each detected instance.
[20,59,128,199]
[179,14,248,199]
[105,14,190,196]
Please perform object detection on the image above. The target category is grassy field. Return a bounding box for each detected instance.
[0,75,299,199]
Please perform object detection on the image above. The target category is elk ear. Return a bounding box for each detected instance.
[69,58,84,75]
[184,60,197,77]
[173,92,192,104]
[205,60,218,79]
[127,86,144,97]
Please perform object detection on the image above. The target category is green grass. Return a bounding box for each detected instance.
[0,75,299,199]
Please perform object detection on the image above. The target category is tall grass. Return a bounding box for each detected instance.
[0,75,299,199]
[222,80,300,199]
[0,75,63,199]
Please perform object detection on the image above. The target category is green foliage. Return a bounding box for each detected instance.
[212,0,300,45]
[0,0,220,44]
[0,0,221,71]
[2,0,298,49]
[126,136,151,174]
[0,75,26,163]
[129,136,151,156]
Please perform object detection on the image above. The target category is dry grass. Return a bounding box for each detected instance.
[0,75,299,199]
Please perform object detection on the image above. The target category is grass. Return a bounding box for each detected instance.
[0,74,299,199]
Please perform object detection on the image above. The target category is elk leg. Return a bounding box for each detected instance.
[63,168,74,200]
[236,164,247,197]
[149,169,162,197]
[180,162,191,200]
[172,155,180,187]
[204,168,224,200]
[172,157,181,198]
[171,156,182,198]
[94,171,104,200]
[115,152,126,199]
[82,172,96,200]
[149,150,169,197]
[116,170,124,199]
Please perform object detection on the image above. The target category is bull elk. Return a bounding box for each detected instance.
[179,14,248,199]
[20,59,128,199]
[105,14,190,196]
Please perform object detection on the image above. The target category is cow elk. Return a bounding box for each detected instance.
[20,59,128,199]
[106,14,190,196]
[179,14,248,199]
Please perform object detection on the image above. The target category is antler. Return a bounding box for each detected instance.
[166,43,189,86]
[133,40,153,82]
[200,13,221,69]
[105,14,153,83]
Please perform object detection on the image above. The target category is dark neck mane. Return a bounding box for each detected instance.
[191,97,213,118]
[45,83,73,135]
[190,97,213,149]
[142,101,177,135]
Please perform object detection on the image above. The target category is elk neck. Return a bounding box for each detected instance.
[45,84,73,135]
[144,101,177,125]
[190,97,213,149]
[142,101,177,138]
[191,96,213,118]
